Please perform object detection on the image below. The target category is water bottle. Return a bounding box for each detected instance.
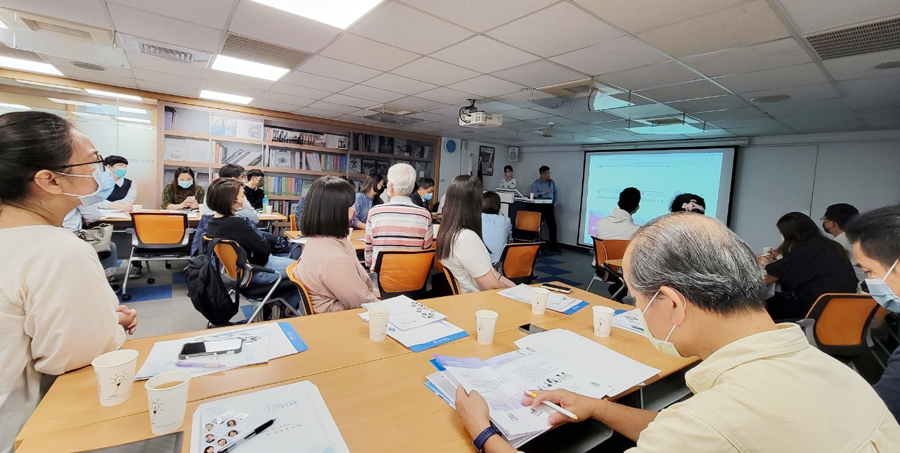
[261,195,269,213]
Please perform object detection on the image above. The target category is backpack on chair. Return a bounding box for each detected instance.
[184,237,239,326]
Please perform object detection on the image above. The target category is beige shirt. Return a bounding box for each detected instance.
[629,324,900,452]
[440,229,495,294]
[0,226,125,452]
[293,236,377,313]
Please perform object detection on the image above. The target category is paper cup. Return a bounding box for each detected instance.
[145,371,192,435]
[368,306,391,342]
[476,310,499,345]
[264,205,273,215]
[532,287,549,315]
[593,306,615,338]
[131,204,142,212]
[91,349,139,407]
[529,193,534,200]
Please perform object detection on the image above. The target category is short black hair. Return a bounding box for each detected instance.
[104,155,128,167]
[539,165,550,174]
[670,193,706,213]
[846,206,900,268]
[482,191,501,215]
[417,177,435,189]
[301,176,355,238]
[618,187,641,212]
[504,165,513,173]
[824,203,859,229]
[206,178,243,216]
[246,169,264,179]
[219,163,245,179]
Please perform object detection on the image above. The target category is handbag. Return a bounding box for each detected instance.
[75,223,113,254]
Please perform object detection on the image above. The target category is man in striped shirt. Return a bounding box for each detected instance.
[365,163,434,270]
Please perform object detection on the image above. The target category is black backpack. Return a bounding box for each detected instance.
[185,237,239,326]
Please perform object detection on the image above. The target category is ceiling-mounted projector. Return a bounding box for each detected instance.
[458,99,502,128]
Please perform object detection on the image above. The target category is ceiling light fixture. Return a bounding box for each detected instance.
[211,55,289,81]
[118,106,148,115]
[249,0,385,29]
[116,116,151,124]
[47,97,100,107]
[0,56,63,76]
[874,61,900,70]
[0,103,32,110]
[629,123,706,135]
[0,19,8,29]
[85,89,142,101]
[589,90,634,111]
[750,94,791,104]
[16,79,84,92]
[199,89,253,105]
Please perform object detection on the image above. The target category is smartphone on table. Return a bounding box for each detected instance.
[519,323,548,335]
[178,339,243,359]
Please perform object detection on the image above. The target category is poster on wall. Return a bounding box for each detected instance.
[479,146,495,176]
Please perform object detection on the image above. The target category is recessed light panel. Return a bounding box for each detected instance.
[199,90,253,105]
[211,55,290,81]
[0,56,62,76]
[16,80,84,92]
[0,103,31,110]
[85,89,142,102]
[629,123,706,135]
[116,117,152,124]
[249,0,385,29]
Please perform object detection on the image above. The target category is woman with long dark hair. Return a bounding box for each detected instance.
[761,212,858,319]
[162,166,205,210]
[437,176,514,293]
[352,173,384,229]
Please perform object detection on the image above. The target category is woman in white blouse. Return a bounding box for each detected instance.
[0,112,138,450]
[499,165,517,189]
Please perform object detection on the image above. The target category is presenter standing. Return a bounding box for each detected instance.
[530,165,560,252]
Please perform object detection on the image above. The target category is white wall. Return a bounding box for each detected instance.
[438,138,510,197]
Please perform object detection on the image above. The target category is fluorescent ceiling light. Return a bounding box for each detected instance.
[116,116,151,124]
[628,124,706,135]
[200,89,253,105]
[48,97,100,107]
[212,55,289,81]
[0,103,31,110]
[0,19,8,29]
[16,79,84,92]
[84,89,142,101]
[589,92,634,111]
[0,56,63,76]
[118,106,148,115]
[249,0,385,29]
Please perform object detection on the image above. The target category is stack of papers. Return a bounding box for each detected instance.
[613,309,644,335]
[358,307,468,352]
[98,209,129,219]
[498,284,588,315]
[362,296,448,330]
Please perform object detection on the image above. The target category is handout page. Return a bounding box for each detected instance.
[485,350,613,399]
[613,309,644,335]
[362,295,447,331]
[359,312,468,352]
[498,284,588,315]
[98,209,129,219]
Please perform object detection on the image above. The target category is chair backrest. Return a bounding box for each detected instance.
[499,242,542,280]
[133,212,188,247]
[806,293,880,356]
[285,261,314,316]
[374,249,436,297]
[289,214,297,231]
[206,236,243,283]
[443,267,461,295]
[595,238,629,272]
[515,211,541,232]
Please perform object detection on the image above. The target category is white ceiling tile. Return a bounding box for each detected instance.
[606,103,682,119]
[350,2,472,54]
[340,85,405,104]
[775,111,861,125]
[41,56,133,79]
[321,93,379,109]
[839,75,900,99]
[249,99,300,113]
[107,3,222,52]
[637,80,729,103]
[64,73,138,90]
[563,110,624,123]
[791,119,868,133]
[707,116,781,129]
[307,101,360,114]
[391,97,451,113]
[682,38,813,77]
[125,50,211,79]
[399,0,557,32]
[0,0,112,28]
[281,71,353,92]
[106,0,235,29]
[266,83,331,100]
[856,107,900,120]
[599,60,703,91]
[557,124,608,133]
[724,125,797,135]
[204,69,278,90]
[778,0,900,34]
[491,60,586,89]
[574,0,751,35]
[135,80,197,97]
[295,56,381,83]
[823,48,900,81]
[199,81,263,100]
[691,108,769,121]
[416,87,478,105]
[293,106,343,119]
[321,34,419,71]
[447,75,525,98]
[665,95,750,112]
[503,109,556,121]
[431,36,540,73]
[132,68,203,89]
[362,73,437,95]
[429,104,468,117]
[738,83,841,104]
[254,90,315,107]
[229,1,340,54]
[757,97,852,115]
[866,117,900,130]
[845,95,900,110]
[487,3,623,58]
[713,63,830,93]
[390,58,479,86]
[551,36,667,76]
[476,101,526,113]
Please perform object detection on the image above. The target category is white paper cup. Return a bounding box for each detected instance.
[145,371,192,435]
[532,287,549,315]
[476,310,499,345]
[529,193,534,200]
[264,205,273,215]
[131,204,142,212]
[368,306,391,342]
[593,306,615,338]
[91,349,139,407]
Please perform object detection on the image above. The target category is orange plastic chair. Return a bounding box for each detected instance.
[285,261,315,316]
[499,242,543,284]
[586,238,630,297]
[289,214,297,231]
[121,212,192,300]
[373,250,436,299]
[513,211,542,242]
[443,268,461,296]
[798,293,880,364]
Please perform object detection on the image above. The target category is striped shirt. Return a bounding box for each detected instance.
[365,196,434,270]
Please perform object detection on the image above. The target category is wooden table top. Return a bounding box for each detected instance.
[15,285,697,452]
[286,229,367,251]
[101,210,287,223]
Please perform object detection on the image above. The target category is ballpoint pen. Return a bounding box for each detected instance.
[526,391,579,421]
[175,361,226,369]
[219,418,276,453]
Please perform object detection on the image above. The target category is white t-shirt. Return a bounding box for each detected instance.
[441,229,495,294]
[0,226,125,450]
[833,232,866,282]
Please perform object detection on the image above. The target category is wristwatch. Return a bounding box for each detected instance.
[472,424,500,452]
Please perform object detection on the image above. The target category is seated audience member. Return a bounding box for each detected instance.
[760,212,858,320]
[243,169,266,210]
[204,178,299,309]
[594,187,641,240]
[410,177,435,209]
[822,203,865,281]
[481,191,511,265]
[162,166,204,210]
[499,165,517,189]
[293,177,378,313]
[846,206,900,421]
[100,155,136,212]
[353,173,384,229]
[205,164,259,223]
[192,164,266,254]
[670,193,705,213]
[365,164,433,270]
[437,176,514,293]
[455,213,900,453]
[0,112,137,449]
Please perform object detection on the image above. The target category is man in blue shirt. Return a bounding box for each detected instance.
[529,165,560,252]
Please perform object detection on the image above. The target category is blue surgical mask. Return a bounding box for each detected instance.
[58,165,116,207]
[636,290,682,358]
[423,192,433,201]
[866,259,900,312]
[114,168,127,178]
[178,180,194,189]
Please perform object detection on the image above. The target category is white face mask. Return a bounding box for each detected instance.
[636,289,682,358]
[866,259,900,312]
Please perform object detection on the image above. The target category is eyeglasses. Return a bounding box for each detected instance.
[55,153,104,170]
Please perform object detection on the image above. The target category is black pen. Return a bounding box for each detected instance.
[218,418,276,453]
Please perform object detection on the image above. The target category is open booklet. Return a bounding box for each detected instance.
[497,284,588,315]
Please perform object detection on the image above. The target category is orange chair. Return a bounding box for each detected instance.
[285,261,315,316]
[443,268,461,296]
[498,242,543,284]
[797,293,881,365]
[289,214,297,231]
[373,250,436,299]
[513,211,542,242]
[121,212,192,301]
[586,238,630,299]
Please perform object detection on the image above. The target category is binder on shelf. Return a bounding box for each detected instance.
[360,159,376,175]
[236,119,264,139]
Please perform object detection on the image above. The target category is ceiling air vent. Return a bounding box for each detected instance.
[0,9,115,46]
[0,43,45,62]
[362,104,424,125]
[806,16,900,60]
[220,33,310,69]
[118,33,212,66]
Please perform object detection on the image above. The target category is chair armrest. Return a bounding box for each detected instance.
[247,264,276,274]
[796,318,816,347]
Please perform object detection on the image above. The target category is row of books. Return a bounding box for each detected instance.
[215,143,263,167]
[268,200,299,218]
[267,126,348,149]
[263,176,312,197]
[348,158,430,178]
[349,133,434,159]
[307,152,347,172]
[211,116,264,139]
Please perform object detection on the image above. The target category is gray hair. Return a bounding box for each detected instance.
[627,213,766,315]
[387,163,416,196]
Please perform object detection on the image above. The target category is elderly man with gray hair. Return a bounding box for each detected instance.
[455,213,900,453]
[364,163,434,271]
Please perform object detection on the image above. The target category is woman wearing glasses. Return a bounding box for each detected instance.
[0,112,138,449]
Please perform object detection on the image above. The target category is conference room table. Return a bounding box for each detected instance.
[15,285,697,452]
[100,209,288,224]
[285,224,441,253]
